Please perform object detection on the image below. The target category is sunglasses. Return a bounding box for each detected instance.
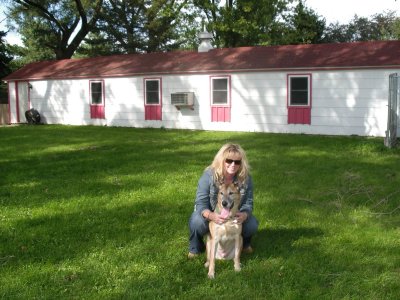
[225,158,242,165]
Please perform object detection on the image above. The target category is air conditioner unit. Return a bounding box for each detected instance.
[171,92,194,109]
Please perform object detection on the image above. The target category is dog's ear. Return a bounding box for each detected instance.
[233,180,242,191]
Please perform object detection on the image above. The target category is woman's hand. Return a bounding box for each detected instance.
[204,210,247,225]
[209,212,228,225]
[204,210,227,225]
[234,212,248,224]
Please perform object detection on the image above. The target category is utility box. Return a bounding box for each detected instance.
[171,92,194,110]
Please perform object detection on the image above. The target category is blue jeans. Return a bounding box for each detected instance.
[188,211,259,254]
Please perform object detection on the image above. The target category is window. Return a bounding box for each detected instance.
[144,78,162,121]
[289,76,310,106]
[145,79,160,104]
[210,76,231,122]
[211,77,229,105]
[89,80,105,119]
[287,74,312,125]
[91,81,103,105]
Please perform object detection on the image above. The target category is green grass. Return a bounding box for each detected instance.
[1,125,399,299]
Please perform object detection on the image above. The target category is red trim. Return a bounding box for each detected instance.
[144,77,162,120]
[143,77,162,105]
[210,75,231,107]
[287,74,312,125]
[89,79,105,106]
[28,81,31,110]
[15,82,20,123]
[89,79,105,119]
[210,75,231,122]
[287,73,312,107]
[7,81,11,124]
[13,81,32,123]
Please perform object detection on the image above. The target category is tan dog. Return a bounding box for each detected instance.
[205,182,243,279]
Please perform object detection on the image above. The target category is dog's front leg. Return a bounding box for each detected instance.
[234,235,242,272]
[208,235,218,279]
[204,234,210,268]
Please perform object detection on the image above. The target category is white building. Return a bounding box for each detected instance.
[3,39,400,137]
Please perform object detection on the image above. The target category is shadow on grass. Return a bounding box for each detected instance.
[253,227,324,259]
[1,199,188,266]
[0,135,217,208]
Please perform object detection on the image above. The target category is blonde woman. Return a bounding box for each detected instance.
[188,143,258,258]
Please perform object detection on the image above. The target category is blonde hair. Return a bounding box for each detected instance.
[208,143,250,184]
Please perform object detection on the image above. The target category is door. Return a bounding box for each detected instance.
[287,74,312,125]
[210,76,231,122]
[90,80,105,119]
[17,81,30,123]
[144,78,162,121]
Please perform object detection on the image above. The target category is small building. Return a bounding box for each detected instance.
[3,37,400,136]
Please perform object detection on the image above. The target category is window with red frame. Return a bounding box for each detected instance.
[90,80,105,119]
[287,74,311,125]
[144,78,162,120]
[211,76,231,122]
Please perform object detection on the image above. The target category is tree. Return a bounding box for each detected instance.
[322,22,353,43]
[0,30,13,103]
[0,31,12,78]
[323,11,400,42]
[144,0,191,52]
[193,0,292,48]
[95,0,191,54]
[369,11,400,40]
[276,0,325,45]
[6,0,103,60]
[74,31,118,58]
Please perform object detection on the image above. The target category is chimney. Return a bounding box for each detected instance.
[198,31,213,53]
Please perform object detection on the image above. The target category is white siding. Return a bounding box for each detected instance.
[29,80,86,125]
[10,68,400,137]
[7,81,29,124]
[310,70,391,136]
[8,82,17,123]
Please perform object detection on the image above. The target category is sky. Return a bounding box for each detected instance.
[1,0,400,45]
[305,0,399,24]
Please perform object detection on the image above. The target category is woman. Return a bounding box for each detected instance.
[188,143,258,258]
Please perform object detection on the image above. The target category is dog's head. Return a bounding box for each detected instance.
[217,182,241,219]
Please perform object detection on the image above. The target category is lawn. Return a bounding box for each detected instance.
[0,125,399,299]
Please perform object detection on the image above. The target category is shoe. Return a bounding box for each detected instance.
[242,246,253,254]
[187,252,200,259]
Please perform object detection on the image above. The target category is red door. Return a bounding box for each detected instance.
[144,78,162,121]
[90,80,105,119]
[287,74,311,125]
[211,106,231,122]
[210,76,231,122]
[145,105,162,120]
[288,107,311,124]
[90,105,105,119]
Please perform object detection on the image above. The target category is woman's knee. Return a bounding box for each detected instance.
[242,215,258,237]
[189,212,209,234]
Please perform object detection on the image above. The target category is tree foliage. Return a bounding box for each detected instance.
[6,0,103,60]
[93,0,191,54]
[0,31,13,77]
[193,0,292,47]
[0,30,13,103]
[323,11,400,42]
[275,0,325,45]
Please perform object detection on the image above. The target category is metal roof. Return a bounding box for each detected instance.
[4,40,400,81]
